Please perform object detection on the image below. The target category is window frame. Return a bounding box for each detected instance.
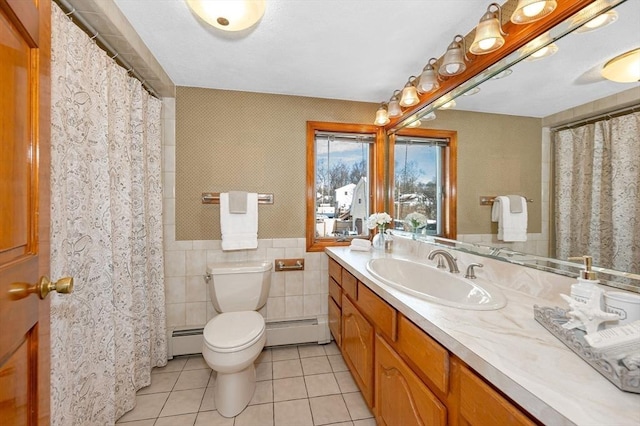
[389,128,457,239]
[306,121,385,252]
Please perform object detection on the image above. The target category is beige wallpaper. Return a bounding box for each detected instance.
[427,110,542,234]
[175,87,542,241]
[175,87,377,240]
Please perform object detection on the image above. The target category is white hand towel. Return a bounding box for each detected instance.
[220,192,258,250]
[491,195,527,242]
[350,239,372,248]
[228,191,248,213]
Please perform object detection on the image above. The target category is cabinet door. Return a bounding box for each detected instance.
[375,335,446,426]
[328,296,341,347]
[455,360,535,426]
[342,295,374,407]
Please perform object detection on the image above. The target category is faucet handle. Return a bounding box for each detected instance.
[465,263,483,279]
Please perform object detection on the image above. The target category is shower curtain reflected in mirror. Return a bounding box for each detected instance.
[554,110,640,275]
[50,4,167,425]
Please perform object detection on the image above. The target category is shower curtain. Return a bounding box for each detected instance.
[50,5,167,425]
[554,111,640,274]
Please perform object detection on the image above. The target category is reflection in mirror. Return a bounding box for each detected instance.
[388,0,639,291]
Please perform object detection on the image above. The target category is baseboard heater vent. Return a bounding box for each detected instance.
[168,315,330,358]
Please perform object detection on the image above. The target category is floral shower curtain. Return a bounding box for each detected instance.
[554,111,640,274]
[50,5,167,425]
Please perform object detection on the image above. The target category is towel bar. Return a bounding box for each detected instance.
[202,192,274,205]
[479,196,533,206]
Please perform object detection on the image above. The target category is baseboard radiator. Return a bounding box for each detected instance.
[167,315,330,358]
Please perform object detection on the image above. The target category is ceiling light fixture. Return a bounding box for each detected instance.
[575,10,618,33]
[439,99,457,110]
[491,68,513,79]
[511,0,557,24]
[601,48,640,83]
[470,3,507,55]
[407,119,422,128]
[520,32,558,61]
[387,91,403,117]
[422,111,437,121]
[418,58,440,93]
[439,35,469,77]
[463,86,481,96]
[374,103,390,126]
[186,0,266,32]
[399,77,420,107]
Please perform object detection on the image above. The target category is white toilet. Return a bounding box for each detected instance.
[202,260,272,418]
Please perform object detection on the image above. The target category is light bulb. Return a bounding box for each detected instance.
[522,1,545,17]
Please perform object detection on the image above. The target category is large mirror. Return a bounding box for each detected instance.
[388,0,639,291]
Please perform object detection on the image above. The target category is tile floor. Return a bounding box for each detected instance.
[116,342,375,426]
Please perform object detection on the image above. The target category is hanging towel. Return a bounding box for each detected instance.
[228,191,248,213]
[491,195,527,242]
[220,192,258,250]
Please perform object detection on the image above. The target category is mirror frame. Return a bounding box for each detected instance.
[382,0,639,291]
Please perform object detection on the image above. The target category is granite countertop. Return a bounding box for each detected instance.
[326,244,640,426]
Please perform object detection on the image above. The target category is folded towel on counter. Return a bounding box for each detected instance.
[350,239,371,251]
[220,192,258,250]
[491,195,527,242]
[228,191,248,213]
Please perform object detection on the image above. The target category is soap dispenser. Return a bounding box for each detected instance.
[568,255,600,305]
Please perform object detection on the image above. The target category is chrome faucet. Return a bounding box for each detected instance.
[427,249,459,273]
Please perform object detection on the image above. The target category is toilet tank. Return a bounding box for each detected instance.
[207,260,272,313]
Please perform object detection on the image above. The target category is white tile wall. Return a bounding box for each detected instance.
[161,98,329,331]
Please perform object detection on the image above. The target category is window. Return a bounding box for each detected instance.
[306,122,384,252]
[390,128,457,239]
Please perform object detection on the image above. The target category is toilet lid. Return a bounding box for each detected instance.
[204,311,265,351]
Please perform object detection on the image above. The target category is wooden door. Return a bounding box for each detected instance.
[0,0,52,424]
[341,295,374,408]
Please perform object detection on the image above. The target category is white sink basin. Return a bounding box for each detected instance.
[366,258,506,310]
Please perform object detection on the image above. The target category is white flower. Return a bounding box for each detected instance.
[405,212,427,229]
[367,212,392,229]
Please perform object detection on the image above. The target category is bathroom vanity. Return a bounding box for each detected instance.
[326,241,639,425]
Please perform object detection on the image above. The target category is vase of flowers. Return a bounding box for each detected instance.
[405,212,427,240]
[367,212,392,250]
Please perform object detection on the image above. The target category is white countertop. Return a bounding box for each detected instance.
[326,243,640,426]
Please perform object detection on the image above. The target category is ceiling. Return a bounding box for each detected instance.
[113,0,639,118]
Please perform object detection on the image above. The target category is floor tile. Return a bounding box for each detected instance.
[328,354,349,372]
[235,403,274,426]
[322,342,341,356]
[256,348,273,364]
[334,371,358,393]
[301,356,332,375]
[304,373,340,398]
[273,377,308,402]
[116,393,170,423]
[342,392,373,420]
[154,413,197,426]
[249,380,274,405]
[115,419,155,426]
[298,344,327,358]
[273,359,303,379]
[183,356,209,370]
[152,357,187,373]
[327,422,354,426]
[274,399,313,426]
[199,386,216,412]
[194,410,234,426]
[207,371,217,388]
[256,361,273,381]
[271,346,300,361]
[159,388,206,417]
[309,395,351,425]
[174,369,211,391]
[137,371,180,395]
[352,418,376,426]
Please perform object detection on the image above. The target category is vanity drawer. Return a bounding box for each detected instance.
[357,283,397,342]
[397,314,449,395]
[329,277,342,307]
[342,270,358,300]
[328,257,342,284]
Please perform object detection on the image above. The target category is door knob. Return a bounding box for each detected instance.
[9,276,74,300]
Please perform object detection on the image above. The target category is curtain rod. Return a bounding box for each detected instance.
[552,103,640,131]
[53,0,160,99]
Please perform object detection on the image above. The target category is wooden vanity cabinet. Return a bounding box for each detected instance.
[327,259,536,426]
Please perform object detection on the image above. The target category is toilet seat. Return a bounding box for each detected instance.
[204,311,265,353]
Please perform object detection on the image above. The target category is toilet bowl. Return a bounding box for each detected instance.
[202,311,266,417]
[201,260,272,418]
